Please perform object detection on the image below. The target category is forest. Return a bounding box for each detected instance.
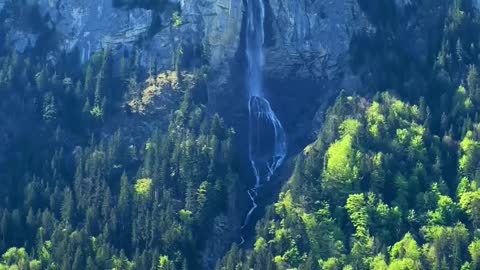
[1,0,480,269]
[215,0,480,269]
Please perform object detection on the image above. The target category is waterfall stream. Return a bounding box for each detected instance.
[240,0,287,245]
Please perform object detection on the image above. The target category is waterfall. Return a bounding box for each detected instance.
[241,0,287,244]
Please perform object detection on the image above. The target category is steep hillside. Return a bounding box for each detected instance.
[1,0,480,270]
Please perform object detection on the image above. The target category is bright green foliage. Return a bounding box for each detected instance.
[452,85,474,120]
[350,234,374,269]
[346,194,368,234]
[370,255,388,270]
[459,190,480,226]
[179,209,193,223]
[217,89,480,270]
[389,233,422,270]
[254,237,267,254]
[428,195,460,225]
[320,257,342,270]
[423,223,469,269]
[282,244,304,266]
[459,131,480,178]
[134,178,153,196]
[339,119,362,137]
[28,260,41,270]
[469,240,480,270]
[1,248,28,268]
[89,105,103,119]
[367,101,385,139]
[112,255,134,270]
[158,256,174,270]
[325,136,356,181]
[172,12,183,27]
[323,124,359,197]
[274,191,295,218]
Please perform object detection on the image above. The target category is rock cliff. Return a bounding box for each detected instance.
[0,0,368,95]
[265,0,367,82]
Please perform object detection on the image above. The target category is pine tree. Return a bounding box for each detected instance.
[42,92,57,124]
[61,188,74,225]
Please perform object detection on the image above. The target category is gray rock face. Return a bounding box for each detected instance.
[179,0,244,107]
[474,0,480,9]
[2,0,365,90]
[37,0,152,60]
[1,0,243,68]
[0,0,155,58]
[265,0,367,81]
[1,0,370,143]
[181,0,243,67]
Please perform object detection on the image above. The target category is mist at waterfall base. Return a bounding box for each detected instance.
[240,0,287,245]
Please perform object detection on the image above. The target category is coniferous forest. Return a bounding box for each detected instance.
[2,0,480,269]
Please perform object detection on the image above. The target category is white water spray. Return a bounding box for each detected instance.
[241,0,287,243]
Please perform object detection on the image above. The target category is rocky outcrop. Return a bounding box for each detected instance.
[0,0,245,112]
[1,0,243,66]
[181,0,243,68]
[36,0,153,59]
[265,0,367,82]
[179,0,244,107]
[1,0,367,100]
[0,0,154,59]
